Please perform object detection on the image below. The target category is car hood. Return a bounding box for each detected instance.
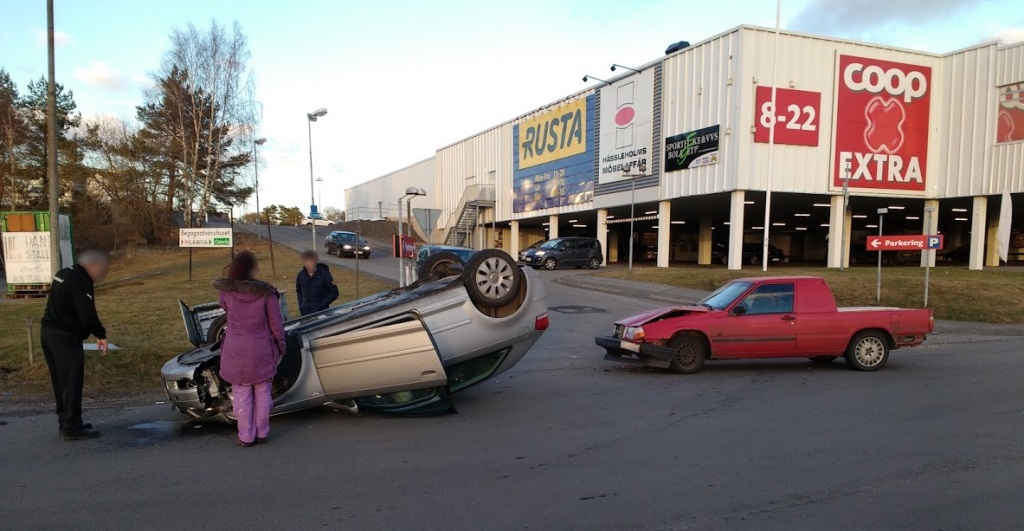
[614,305,709,327]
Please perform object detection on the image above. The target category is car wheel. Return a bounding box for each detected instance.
[588,257,601,269]
[748,254,760,266]
[881,256,892,266]
[720,255,729,265]
[667,333,707,374]
[543,257,557,270]
[844,331,890,371]
[463,249,522,308]
[416,252,464,281]
[207,315,228,344]
[809,356,837,364]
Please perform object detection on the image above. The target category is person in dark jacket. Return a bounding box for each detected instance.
[214,251,286,447]
[295,250,339,316]
[40,250,111,441]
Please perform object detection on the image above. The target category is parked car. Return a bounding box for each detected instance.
[849,249,895,266]
[596,276,933,373]
[325,231,371,258]
[521,237,603,270]
[415,245,477,280]
[518,240,546,262]
[940,244,971,264]
[163,250,549,420]
[712,242,786,266]
[301,217,335,227]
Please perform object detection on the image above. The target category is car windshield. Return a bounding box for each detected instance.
[336,233,356,242]
[698,281,753,310]
[539,240,562,249]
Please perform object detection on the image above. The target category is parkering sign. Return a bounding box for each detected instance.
[866,235,944,251]
[834,55,932,193]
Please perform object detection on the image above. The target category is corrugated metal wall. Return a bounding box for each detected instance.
[996,42,1024,86]
[991,42,1024,195]
[661,29,741,198]
[937,45,997,198]
[344,157,436,218]
[434,123,512,228]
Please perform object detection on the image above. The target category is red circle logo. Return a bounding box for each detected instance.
[615,106,635,126]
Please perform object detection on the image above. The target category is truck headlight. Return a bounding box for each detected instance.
[623,326,645,341]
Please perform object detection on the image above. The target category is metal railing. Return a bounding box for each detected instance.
[442,185,495,248]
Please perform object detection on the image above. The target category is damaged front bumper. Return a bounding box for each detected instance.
[161,345,234,422]
[595,336,675,370]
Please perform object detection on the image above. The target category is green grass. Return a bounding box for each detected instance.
[0,234,394,399]
[598,265,1024,324]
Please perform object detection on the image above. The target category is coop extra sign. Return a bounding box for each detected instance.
[179,228,233,248]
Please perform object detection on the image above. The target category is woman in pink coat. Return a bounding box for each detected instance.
[213,251,287,447]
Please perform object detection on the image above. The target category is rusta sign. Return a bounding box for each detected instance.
[518,98,588,170]
[833,55,932,192]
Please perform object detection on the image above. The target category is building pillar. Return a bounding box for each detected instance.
[698,217,713,265]
[548,215,558,239]
[728,191,745,270]
[510,220,520,259]
[826,195,853,268]
[597,209,608,266]
[921,200,939,267]
[986,218,1000,267]
[609,230,620,262]
[657,201,671,268]
[969,196,986,270]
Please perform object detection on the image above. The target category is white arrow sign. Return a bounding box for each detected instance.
[870,239,881,248]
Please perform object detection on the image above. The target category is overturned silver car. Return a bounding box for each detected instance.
[161,250,548,419]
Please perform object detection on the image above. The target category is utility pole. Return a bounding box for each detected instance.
[46,0,60,274]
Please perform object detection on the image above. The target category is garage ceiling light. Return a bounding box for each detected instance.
[866,224,878,228]
[821,223,830,227]
[572,224,587,227]
[906,216,920,220]
[794,213,810,217]
[951,208,967,212]
[796,227,808,231]
[651,225,660,229]
[955,217,968,221]
[607,215,616,219]
[568,219,578,223]
[723,221,731,225]
[813,203,830,207]
[888,206,905,210]
[772,222,786,226]
[671,221,685,224]
[744,200,755,205]
[752,226,764,230]
[542,222,550,226]
[644,210,657,215]
[853,214,867,219]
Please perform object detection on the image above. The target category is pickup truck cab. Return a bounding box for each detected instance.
[596,276,933,373]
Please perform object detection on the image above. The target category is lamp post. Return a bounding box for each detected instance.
[397,187,426,287]
[840,162,850,271]
[306,107,327,250]
[316,176,324,209]
[610,64,641,74]
[622,164,648,274]
[46,0,60,275]
[252,138,266,240]
[876,207,888,302]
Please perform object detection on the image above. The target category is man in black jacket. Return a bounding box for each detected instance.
[296,250,339,316]
[41,249,111,441]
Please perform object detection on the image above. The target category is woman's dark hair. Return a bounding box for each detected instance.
[225,251,258,280]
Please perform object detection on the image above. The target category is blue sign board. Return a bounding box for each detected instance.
[512,96,595,213]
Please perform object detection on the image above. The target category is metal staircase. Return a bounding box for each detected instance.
[443,185,495,248]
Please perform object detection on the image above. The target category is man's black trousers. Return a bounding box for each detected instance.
[41,327,85,431]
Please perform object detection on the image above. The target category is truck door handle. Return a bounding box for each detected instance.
[781,315,796,322]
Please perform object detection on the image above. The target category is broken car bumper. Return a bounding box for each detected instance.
[594,336,674,370]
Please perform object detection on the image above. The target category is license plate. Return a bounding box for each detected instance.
[771,258,780,262]
[620,340,641,353]
[524,257,532,262]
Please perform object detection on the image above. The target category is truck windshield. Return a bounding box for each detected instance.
[698,281,753,310]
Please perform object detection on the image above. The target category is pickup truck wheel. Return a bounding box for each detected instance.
[667,334,707,374]
[845,332,889,371]
[463,249,522,308]
[809,356,837,364]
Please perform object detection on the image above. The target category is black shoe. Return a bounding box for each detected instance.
[237,438,255,448]
[60,427,100,441]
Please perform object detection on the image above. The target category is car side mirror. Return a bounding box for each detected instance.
[730,306,747,316]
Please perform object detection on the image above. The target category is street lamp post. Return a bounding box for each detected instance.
[396,187,426,287]
[316,177,324,209]
[876,208,888,302]
[622,164,648,274]
[252,138,266,241]
[306,108,327,251]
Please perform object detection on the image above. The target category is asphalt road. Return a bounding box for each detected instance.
[2,250,1023,530]
[241,223,402,282]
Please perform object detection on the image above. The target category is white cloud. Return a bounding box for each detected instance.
[72,62,130,90]
[990,27,1024,44]
[788,0,992,36]
[35,29,70,47]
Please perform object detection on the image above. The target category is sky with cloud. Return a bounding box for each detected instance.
[1,0,1021,216]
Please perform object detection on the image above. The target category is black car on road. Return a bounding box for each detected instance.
[522,237,603,270]
[325,231,371,258]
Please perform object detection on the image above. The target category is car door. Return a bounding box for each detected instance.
[715,282,797,358]
[565,239,584,265]
[307,316,448,400]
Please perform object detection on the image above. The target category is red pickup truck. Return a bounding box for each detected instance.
[596,276,933,373]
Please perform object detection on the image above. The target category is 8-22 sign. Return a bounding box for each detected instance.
[753,86,821,146]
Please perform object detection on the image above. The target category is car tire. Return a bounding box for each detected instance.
[543,257,557,270]
[463,249,522,308]
[748,254,760,266]
[416,252,464,281]
[207,315,228,344]
[720,255,729,265]
[667,333,707,374]
[809,356,837,364]
[844,331,890,371]
[588,257,601,269]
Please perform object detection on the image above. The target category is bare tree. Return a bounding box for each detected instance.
[147,20,258,226]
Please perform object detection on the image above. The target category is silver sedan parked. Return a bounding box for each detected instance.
[161,250,548,419]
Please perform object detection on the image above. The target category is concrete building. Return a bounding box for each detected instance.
[346,25,1024,269]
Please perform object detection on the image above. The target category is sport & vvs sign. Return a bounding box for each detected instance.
[834,55,932,192]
